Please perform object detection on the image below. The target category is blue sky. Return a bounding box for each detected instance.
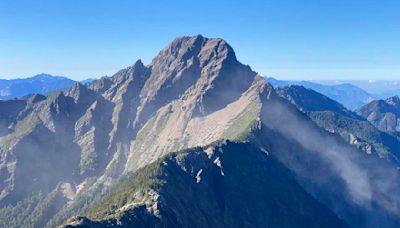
[0,0,399,80]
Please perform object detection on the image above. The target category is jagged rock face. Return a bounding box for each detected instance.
[140,36,255,117]
[0,85,100,205]
[0,100,26,136]
[89,35,265,173]
[0,35,268,227]
[356,96,400,132]
[124,76,267,172]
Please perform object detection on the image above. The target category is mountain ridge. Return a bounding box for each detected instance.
[0,74,94,100]
[267,77,376,110]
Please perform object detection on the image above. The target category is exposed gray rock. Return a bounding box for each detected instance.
[357,96,400,132]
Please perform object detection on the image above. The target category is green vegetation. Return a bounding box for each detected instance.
[0,192,42,228]
[308,111,396,158]
[45,178,100,228]
[85,160,163,220]
[222,101,260,141]
[84,140,229,222]
[0,189,65,228]
[65,142,349,228]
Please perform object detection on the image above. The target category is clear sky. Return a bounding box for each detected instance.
[0,0,399,80]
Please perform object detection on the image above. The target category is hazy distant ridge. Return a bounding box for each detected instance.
[0,74,94,99]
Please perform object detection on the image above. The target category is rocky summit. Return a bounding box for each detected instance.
[357,96,400,133]
[1,35,400,228]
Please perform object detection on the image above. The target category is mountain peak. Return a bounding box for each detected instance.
[136,35,255,116]
[132,59,144,68]
[24,93,46,104]
[152,35,237,68]
[31,73,69,81]
[169,34,205,44]
[33,73,54,79]
[65,82,98,104]
[357,95,400,132]
[67,82,89,93]
[166,34,206,50]
[127,59,149,76]
[109,59,150,86]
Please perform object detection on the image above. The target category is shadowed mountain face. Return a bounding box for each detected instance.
[276,85,360,119]
[67,142,349,228]
[0,99,27,136]
[1,35,400,228]
[356,96,400,133]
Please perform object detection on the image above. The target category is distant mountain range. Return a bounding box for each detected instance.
[0,74,95,100]
[267,78,400,110]
[313,80,400,96]
[1,73,398,113]
[267,78,374,110]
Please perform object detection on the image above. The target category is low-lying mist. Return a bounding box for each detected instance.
[259,93,400,227]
